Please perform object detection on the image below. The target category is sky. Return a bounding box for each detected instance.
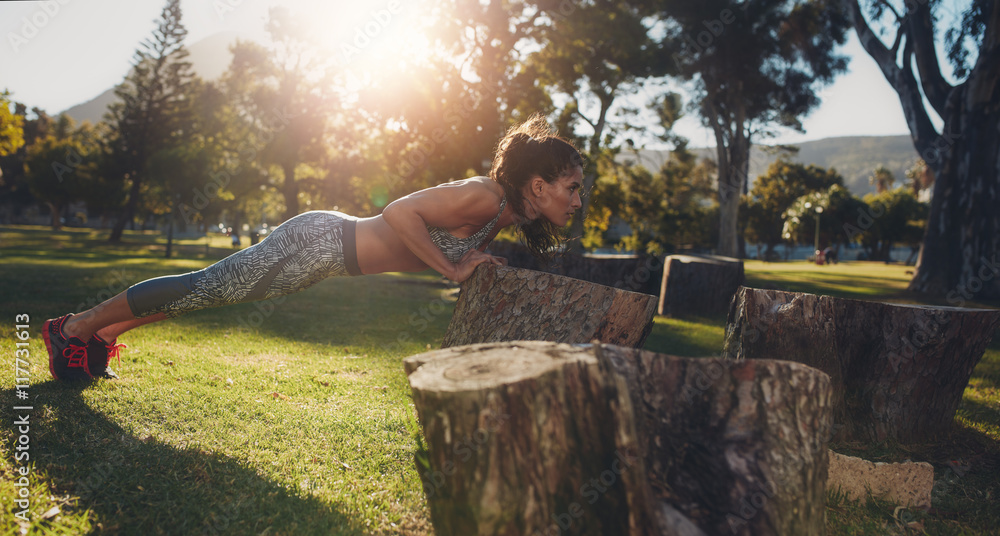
[0,0,919,147]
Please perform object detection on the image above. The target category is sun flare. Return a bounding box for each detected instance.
[293,0,441,81]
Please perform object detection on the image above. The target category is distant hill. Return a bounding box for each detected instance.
[61,31,244,125]
[62,88,117,126]
[621,135,920,197]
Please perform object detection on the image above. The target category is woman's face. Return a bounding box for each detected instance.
[525,166,584,226]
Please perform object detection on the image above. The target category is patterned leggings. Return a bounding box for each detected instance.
[126,211,361,318]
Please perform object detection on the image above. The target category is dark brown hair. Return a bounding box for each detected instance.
[490,114,583,261]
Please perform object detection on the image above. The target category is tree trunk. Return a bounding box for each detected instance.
[442,265,657,349]
[165,200,175,259]
[711,94,750,259]
[658,254,744,317]
[909,93,1000,300]
[723,286,1000,443]
[109,172,142,243]
[281,160,299,221]
[848,0,1000,301]
[47,201,62,230]
[405,341,833,536]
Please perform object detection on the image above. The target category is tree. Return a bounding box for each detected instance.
[641,0,850,257]
[860,188,928,262]
[741,159,843,258]
[23,115,99,229]
[360,0,543,208]
[105,0,197,242]
[782,185,866,252]
[225,8,336,221]
[598,142,717,255]
[526,0,669,251]
[0,91,24,159]
[0,103,54,221]
[847,0,999,298]
[869,164,895,193]
[905,158,934,196]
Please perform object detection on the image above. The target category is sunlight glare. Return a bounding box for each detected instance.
[291,0,440,81]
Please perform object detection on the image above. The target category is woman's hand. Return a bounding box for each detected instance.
[451,249,506,282]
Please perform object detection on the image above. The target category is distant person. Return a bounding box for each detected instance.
[823,246,838,264]
[231,232,241,249]
[42,114,583,381]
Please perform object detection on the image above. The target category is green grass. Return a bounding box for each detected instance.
[1,226,997,535]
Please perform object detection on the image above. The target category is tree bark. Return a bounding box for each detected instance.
[848,0,1000,300]
[658,254,744,317]
[405,341,833,536]
[442,265,657,349]
[709,88,750,259]
[281,160,299,221]
[723,286,1000,443]
[486,242,664,297]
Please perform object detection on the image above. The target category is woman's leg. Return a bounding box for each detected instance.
[47,210,360,381]
[61,291,152,341]
[61,291,166,342]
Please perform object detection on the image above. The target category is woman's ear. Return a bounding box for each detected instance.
[529,175,546,197]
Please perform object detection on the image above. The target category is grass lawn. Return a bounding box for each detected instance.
[1,225,997,535]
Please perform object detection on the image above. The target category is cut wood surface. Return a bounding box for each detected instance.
[442,265,657,349]
[658,255,744,317]
[486,241,664,296]
[405,341,833,536]
[723,286,1000,443]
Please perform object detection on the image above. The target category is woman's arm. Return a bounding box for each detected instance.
[381,180,505,282]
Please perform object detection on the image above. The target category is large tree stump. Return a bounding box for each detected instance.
[442,265,657,349]
[658,255,744,317]
[723,286,1000,443]
[405,341,833,536]
[487,241,664,297]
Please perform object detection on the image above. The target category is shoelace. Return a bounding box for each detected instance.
[63,344,88,369]
[106,342,128,366]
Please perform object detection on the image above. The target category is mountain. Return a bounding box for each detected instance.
[61,31,245,125]
[621,135,920,197]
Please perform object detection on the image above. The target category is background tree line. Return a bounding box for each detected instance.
[0,0,992,300]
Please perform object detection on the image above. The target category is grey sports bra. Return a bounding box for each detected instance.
[427,195,507,263]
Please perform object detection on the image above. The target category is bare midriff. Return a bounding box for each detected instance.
[354,216,432,275]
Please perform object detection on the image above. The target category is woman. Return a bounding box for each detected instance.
[43,115,584,381]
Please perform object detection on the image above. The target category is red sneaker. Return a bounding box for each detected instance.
[88,334,126,379]
[43,314,92,381]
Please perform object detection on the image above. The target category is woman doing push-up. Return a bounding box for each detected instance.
[43,114,584,381]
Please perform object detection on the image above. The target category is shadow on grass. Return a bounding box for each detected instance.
[1,382,366,535]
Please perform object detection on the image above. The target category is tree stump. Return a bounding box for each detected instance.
[723,286,1000,443]
[442,265,657,349]
[658,255,744,317]
[487,241,664,297]
[405,341,833,536]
